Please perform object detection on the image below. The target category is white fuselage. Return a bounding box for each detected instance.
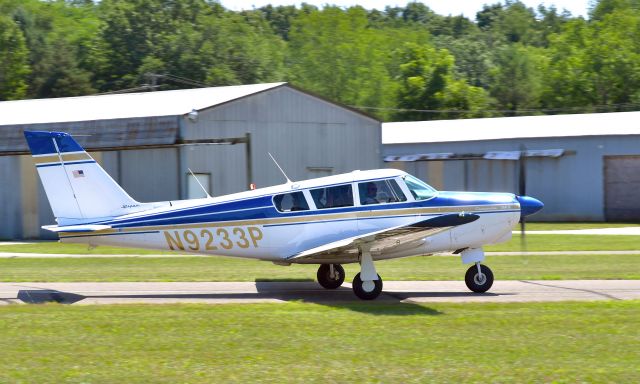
[60,172,520,264]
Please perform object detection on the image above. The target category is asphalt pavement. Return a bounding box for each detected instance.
[1,280,639,305]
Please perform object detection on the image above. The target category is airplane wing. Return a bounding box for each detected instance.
[287,213,479,262]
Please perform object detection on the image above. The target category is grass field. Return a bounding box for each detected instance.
[1,225,638,282]
[487,234,640,252]
[1,233,640,255]
[0,242,174,255]
[0,301,638,383]
[1,253,639,282]
[525,222,640,230]
[1,225,638,383]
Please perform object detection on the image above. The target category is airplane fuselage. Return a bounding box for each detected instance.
[59,174,520,264]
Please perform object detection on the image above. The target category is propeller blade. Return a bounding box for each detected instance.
[520,214,527,253]
[519,143,528,257]
[519,144,527,197]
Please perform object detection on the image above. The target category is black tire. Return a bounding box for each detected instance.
[317,264,345,289]
[352,272,383,300]
[465,264,494,293]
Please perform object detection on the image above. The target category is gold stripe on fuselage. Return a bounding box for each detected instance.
[58,204,519,238]
[33,153,92,165]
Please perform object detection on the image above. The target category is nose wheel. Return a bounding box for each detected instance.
[317,264,345,289]
[465,263,494,293]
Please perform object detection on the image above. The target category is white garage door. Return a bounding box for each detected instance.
[604,156,640,221]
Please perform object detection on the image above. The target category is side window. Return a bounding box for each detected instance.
[273,191,310,212]
[358,179,407,205]
[310,184,354,209]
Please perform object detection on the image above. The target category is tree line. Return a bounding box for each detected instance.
[1,0,639,121]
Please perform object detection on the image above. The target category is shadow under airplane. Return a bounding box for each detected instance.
[14,282,514,316]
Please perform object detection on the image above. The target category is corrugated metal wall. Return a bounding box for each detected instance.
[0,117,178,153]
[384,135,640,221]
[0,157,22,239]
[1,86,381,238]
[180,86,381,196]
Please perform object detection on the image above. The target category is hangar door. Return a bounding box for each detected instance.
[604,156,640,221]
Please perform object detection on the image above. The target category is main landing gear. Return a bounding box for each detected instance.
[316,245,384,300]
[352,272,383,300]
[315,263,383,300]
[316,264,345,289]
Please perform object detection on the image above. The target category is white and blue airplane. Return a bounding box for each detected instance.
[24,130,543,300]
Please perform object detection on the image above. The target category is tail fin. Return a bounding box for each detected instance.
[24,131,146,225]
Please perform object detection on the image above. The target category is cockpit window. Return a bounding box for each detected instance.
[358,179,407,205]
[310,184,354,209]
[403,175,437,200]
[273,191,310,212]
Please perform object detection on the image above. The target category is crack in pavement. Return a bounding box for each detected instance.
[519,280,622,300]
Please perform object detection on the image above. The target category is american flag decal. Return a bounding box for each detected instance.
[72,170,85,178]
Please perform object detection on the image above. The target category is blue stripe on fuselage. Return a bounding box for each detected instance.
[425,191,517,207]
[88,191,517,230]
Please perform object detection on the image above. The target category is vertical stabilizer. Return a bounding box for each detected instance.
[24,131,146,224]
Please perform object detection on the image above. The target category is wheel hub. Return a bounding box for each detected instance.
[362,280,375,292]
[474,273,486,285]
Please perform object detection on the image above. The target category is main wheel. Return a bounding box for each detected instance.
[465,264,494,293]
[352,272,383,300]
[317,264,345,289]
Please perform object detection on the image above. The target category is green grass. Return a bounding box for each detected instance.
[525,222,640,230]
[486,234,640,252]
[1,232,640,255]
[0,301,638,383]
[0,242,174,255]
[1,253,639,282]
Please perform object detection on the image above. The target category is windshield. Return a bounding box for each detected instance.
[403,175,437,200]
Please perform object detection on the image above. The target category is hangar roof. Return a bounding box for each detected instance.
[383,111,640,144]
[0,82,286,126]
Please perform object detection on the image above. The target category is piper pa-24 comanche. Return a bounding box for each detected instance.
[25,131,543,300]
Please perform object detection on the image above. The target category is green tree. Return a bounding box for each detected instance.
[590,0,640,20]
[4,0,98,98]
[0,15,30,100]
[489,44,547,114]
[253,4,303,41]
[544,7,640,111]
[94,0,284,91]
[394,42,493,120]
[288,6,404,119]
[435,35,492,88]
[536,5,571,47]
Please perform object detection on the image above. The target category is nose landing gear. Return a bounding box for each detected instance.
[465,263,494,293]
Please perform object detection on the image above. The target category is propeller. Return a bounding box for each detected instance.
[518,144,528,254]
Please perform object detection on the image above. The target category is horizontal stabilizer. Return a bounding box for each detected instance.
[42,224,112,233]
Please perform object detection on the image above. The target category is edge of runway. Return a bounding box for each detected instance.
[1,280,639,305]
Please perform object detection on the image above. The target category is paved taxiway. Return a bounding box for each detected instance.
[1,280,639,305]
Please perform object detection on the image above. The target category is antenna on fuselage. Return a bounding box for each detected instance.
[188,168,212,199]
[268,152,292,183]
